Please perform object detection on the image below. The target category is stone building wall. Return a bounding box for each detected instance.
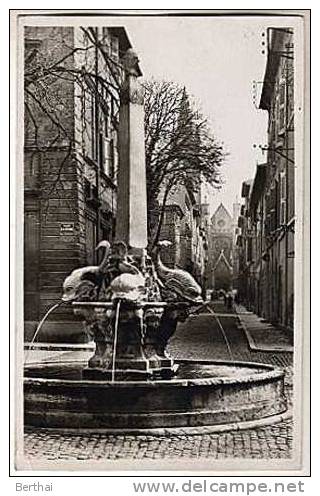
[24,27,81,336]
[24,26,131,341]
[156,183,207,285]
[259,28,295,329]
[236,28,295,330]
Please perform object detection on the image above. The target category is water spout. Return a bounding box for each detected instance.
[111,300,121,382]
[25,302,63,364]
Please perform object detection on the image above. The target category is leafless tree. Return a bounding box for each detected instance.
[24,27,122,221]
[24,31,226,247]
[144,80,226,247]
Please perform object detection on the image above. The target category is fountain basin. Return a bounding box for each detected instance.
[24,359,287,430]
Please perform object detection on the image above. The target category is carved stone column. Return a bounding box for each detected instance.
[115,49,148,252]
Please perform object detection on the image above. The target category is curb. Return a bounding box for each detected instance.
[24,410,293,437]
[236,315,294,353]
[24,342,95,352]
[189,313,238,318]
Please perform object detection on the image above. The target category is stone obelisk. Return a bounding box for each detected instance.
[115,49,148,251]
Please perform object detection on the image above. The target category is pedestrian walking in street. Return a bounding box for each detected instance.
[226,292,233,310]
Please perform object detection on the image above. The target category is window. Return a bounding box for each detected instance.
[280,171,286,198]
[25,38,42,64]
[102,28,110,50]
[279,78,286,105]
[24,209,40,320]
[286,64,294,126]
[277,78,286,135]
[104,110,109,138]
[110,35,119,61]
[103,136,116,179]
[280,171,286,225]
[279,106,285,132]
[103,138,111,176]
[81,84,95,159]
[99,133,105,171]
[109,138,115,178]
[247,238,253,262]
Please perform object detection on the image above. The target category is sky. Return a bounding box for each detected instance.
[118,16,270,215]
[100,15,297,215]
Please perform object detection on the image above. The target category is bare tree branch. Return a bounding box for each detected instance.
[144,80,227,243]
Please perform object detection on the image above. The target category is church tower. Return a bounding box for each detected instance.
[209,203,233,291]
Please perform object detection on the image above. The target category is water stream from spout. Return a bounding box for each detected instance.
[138,310,145,346]
[25,302,63,364]
[111,300,121,382]
[206,304,235,362]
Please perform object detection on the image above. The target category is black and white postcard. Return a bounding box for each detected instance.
[10,9,310,476]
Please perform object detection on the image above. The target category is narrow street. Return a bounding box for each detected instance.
[169,302,293,371]
[24,302,293,461]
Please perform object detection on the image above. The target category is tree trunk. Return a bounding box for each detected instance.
[150,185,172,250]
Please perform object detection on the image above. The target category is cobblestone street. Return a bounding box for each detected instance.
[24,302,293,461]
[24,420,292,461]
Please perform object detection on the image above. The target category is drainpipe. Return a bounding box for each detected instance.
[284,39,289,327]
[95,27,101,248]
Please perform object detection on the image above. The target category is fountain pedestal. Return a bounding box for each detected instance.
[83,358,177,381]
[73,301,188,380]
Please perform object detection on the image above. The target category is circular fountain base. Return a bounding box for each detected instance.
[24,359,287,430]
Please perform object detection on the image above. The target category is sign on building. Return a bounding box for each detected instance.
[60,223,74,235]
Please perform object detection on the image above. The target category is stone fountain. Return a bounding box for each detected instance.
[24,49,287,431]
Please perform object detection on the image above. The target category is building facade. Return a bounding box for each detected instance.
[156,183,209,289]
[231,200,241,290]
[24,26,138,340]
[207,203,236,291]
[236,179,256,310]
[236,28,294,329]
